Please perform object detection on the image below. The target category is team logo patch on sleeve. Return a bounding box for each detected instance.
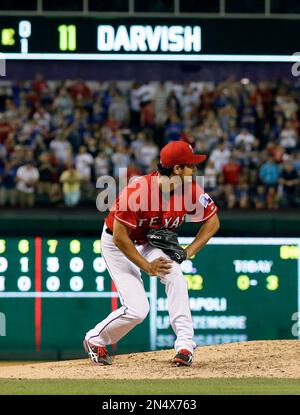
[199,193,213,208]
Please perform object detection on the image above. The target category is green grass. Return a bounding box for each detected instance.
[0,379,299,395]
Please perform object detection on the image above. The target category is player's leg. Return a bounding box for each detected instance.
[85,226,149,348]
[142,245,196,357]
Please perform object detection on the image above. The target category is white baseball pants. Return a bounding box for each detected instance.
[85,225,196,354]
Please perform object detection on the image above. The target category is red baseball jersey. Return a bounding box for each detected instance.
[105,171,217,244]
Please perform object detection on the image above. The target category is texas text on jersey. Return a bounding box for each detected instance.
[105,171,218,244]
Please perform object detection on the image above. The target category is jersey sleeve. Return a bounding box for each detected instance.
[198,193,218,222]
[186,180,218,223]
[114,210,138,229]
[111,183,140,229]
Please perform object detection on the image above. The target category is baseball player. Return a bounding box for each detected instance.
[84,140,220,366]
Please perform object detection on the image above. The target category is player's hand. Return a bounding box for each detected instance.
[146,257,172,277]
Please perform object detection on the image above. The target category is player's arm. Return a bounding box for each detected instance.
[185,213,220,259]
[112,219,172,277]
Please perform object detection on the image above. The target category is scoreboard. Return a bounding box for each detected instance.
[0,237,299,357]
[0,17,300,62]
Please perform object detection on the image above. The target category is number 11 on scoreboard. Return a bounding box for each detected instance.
[58,25,76,51]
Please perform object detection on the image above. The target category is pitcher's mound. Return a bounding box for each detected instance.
[1,340,299,379]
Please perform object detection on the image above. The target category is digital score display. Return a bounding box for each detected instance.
[0,17,201,61]
[0,17,299,62]
[0,237,299,356]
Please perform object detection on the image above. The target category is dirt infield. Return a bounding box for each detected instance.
[0,340,299,380]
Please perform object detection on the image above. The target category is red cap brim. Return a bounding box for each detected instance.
[189,154,207,164]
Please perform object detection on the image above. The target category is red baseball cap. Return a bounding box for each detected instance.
[160,141,207,167]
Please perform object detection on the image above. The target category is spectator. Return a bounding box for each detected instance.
[266,142,285,164]
[222,157,241,185]
[31,73,48,95]
[197,118,222,151]
[94,151,111,178]
[204,161,218,192]
[240,102,257,133]
[209,142,231,174]
[108,93,129,127]
[181,87,198,119]
[37,152,56,199]
[130,131,146,160]
[266,186,279,209]
[75,145,94,182]
[0,76,299,210]
[138,82,155,129]
[154,83,168,126]
[141,100,155,129]
[4,98,18,119]
[16,162,39,208]
[224,184,236,208]
[279,121,298,151]
[129,82,141,130]
[294,153,300,172]
[75,145,94,198]
[237,183,250,209]
[37,151,62,204]
[50,135,72,164]
[254,185,266,209]
[53,88,73,116]
[0,161,17,206]
[68,79,91,103]
[235,128,256,151]
[218,104,236,134]
[134,135,159,174]
[280,95,298,120]
[165,113,185,143]
[271,113,285,141]
[33,106,51,129]
[60,164,81,207]
[0,142,7,160]
[127,162,143,183]
[138,82,155,107]
[279,161,299,207]
[84,136,98,158]
[259,157,281,187]
[0,113,14,144]
[166,90,181,118]
[111,145,130,179]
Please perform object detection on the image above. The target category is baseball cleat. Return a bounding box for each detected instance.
[173,349,193,367]
[83,339,112,365]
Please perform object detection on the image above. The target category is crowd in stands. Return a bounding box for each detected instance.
[0,74,299,210]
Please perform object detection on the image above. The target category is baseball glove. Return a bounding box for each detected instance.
[147,229,187,264]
